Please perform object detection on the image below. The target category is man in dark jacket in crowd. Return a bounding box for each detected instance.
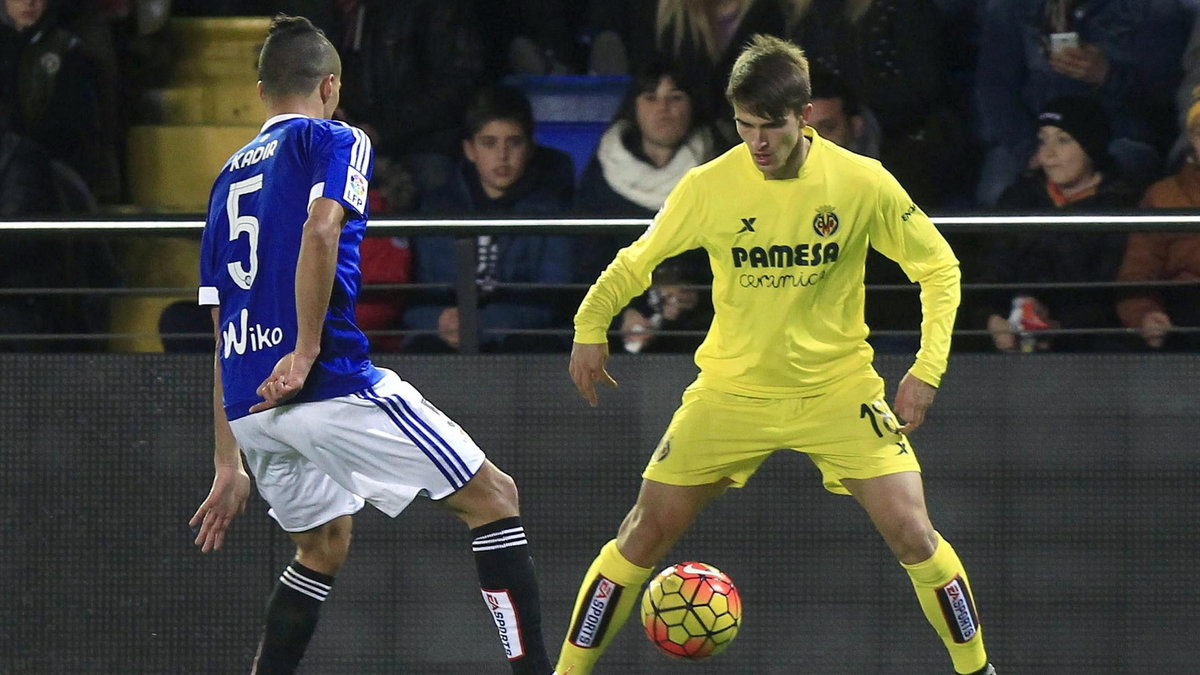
[0,0,119,202]
[0,107,116,351]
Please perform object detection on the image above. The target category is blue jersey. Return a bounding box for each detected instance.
[200,114,382,420]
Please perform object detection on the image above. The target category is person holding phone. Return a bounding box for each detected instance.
[973,0,1191,207]
[1045,30,1110,85]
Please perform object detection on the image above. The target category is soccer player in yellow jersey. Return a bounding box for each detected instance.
[555,35,995,675]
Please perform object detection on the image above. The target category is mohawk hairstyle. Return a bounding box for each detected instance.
[257,14,340,99]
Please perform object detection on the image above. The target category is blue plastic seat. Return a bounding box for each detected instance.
[505,75,630,181]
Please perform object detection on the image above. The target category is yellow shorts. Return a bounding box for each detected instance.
[642,369,920,495]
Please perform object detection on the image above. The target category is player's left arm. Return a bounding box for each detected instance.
[893,372,937,435]
[191,307,251,552]
[868,169,961,433]
[252,197,348,412]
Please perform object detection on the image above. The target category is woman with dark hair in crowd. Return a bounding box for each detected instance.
[587,0,791,144]
[578,57,717,219]
[577,56,719,353]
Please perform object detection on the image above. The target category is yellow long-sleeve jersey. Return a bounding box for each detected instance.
[574,129,961,396]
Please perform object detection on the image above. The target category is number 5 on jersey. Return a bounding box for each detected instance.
[226,174,263,289]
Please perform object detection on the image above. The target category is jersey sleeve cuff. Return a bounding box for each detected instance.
[573,328,609,344]
[198,286,219,306]
[907,362,943,388]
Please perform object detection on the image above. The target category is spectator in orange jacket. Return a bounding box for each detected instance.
[1116,96,1200,351]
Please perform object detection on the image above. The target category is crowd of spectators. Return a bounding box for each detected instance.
[2,0,1198,354]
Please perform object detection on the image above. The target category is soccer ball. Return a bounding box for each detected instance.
[641,561,742,660]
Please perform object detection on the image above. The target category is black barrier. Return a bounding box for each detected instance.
[2,353,1197,673]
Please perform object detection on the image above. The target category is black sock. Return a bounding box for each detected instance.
[471,516,552,675]
[251,561,334,675]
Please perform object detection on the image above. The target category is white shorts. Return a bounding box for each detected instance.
[230,369,486,532]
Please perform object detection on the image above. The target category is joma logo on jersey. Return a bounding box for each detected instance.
[229,140,279,171]
[813,205,839,237]
[223,308,284,357]
[731,242,839,268]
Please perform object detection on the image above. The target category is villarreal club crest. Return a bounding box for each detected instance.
[813,205,839,238]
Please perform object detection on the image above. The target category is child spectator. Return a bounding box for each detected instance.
[586,0,792,146]
[403,85,575,353]
[979,95,1139,353]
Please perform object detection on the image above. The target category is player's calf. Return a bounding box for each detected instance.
[446,462,552,674]
[252,515,352,674]
[901,533,989,675]
[251,559,336,674]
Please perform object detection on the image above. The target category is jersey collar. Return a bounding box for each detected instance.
[260,113,310,133]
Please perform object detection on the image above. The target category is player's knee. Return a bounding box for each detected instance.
[294,518,352,573]
[488,467,520,514]
[449,463,520,524]
[620,504,685,550]
[885,517,937,563]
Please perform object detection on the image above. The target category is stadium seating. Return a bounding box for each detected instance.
[116,17,268,351]
[506,75,629,181]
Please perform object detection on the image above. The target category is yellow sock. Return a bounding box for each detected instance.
[902,533,989,674]
[556,539,653,675]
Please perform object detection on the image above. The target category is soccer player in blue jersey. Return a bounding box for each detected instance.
[187,15,553,674]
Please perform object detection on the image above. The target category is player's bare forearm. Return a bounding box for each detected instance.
[191,312,251,553]
[210,308,240,468]
[294,197,347,357]
[212,368,241,467]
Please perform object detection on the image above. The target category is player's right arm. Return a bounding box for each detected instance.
[574,174,705,343]
[569,173,706,405]
[569,341,616,407]
[190,307,251,553]
[251,197,348,412]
